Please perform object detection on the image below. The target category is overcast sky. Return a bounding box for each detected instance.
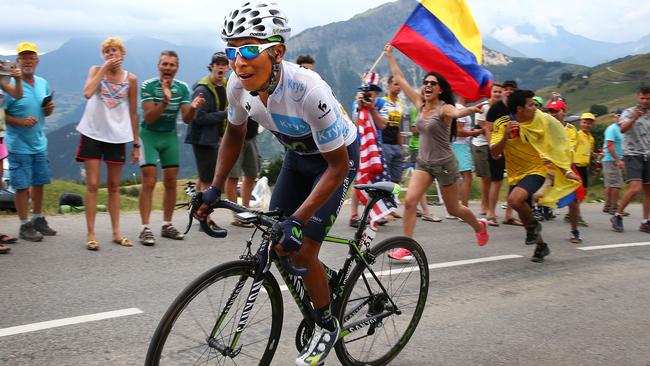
[1,0,649,54]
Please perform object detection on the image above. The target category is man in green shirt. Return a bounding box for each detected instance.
[138,50,205,246]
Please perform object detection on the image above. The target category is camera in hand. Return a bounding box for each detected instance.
[0,60,16,84]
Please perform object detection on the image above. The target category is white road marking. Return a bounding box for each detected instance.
[578,241,650,251]
[0,308,143,338]
[277,254,523,292]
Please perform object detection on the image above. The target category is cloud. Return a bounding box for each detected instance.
[491,27,541,45]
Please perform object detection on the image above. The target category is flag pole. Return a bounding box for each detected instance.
[365,50,386,77]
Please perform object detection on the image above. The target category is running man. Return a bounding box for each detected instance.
[197,2,359,365]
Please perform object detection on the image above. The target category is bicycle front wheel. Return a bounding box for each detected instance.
[145,260,284,366]
[335,236,429,365]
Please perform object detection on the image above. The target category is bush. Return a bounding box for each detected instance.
[261,158,283,186]
[125,186,140,197]
[590,104,608,116]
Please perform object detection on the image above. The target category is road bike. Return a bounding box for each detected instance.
[145,181,429,365]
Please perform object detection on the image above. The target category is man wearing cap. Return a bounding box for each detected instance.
[485,80,520,226]
[601,109,625,214]
[611,86,650,233]
[348,73,388,227]
[575,113,596,191]
[185,52,229,232]
[3,42,57,242]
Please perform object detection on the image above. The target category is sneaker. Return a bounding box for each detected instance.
[475,218,489,246]
[602,203,611,213]
[525,221,542,245]
[570,230,582,244]
[0,245,11,254]
[610,214,623,233]
[139,227,156,246]
[640,222,650,233]
[349,216,360,228]
[32,217,57,236]
[295,318,340,366]
[19,222,43,242]
[161,223,185,240]
[533,207,545,222]
[577,216,589,227]
[501,203,508,210]
[422,214,442,222]
[542,207,556,220]
[531,242,550,263]
[445,215,458,220]
[388,248,414,261]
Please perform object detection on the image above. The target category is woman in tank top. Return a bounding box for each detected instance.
[76,37,139,251]
[384,44,489,256]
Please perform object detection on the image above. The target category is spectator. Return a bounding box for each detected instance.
[384,44,488,262]
[4,42,57,242]
[611,86,650,233]
[473,83,502,223]
[137,50,205,246]
[380,75,406,185]
[452,96,482,210]
[76,37,139,251]
[296,54,315,70]
[490,90,577,262]
[185,52,229,233]
[0,61,23,251]
[572,112,596,228]
[225,117,260,227]
[486,80,521,226]
[601,109,625,215]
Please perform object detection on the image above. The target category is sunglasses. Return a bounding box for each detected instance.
[422,80,438,86]
[224,42,279,61]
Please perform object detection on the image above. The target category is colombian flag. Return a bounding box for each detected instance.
[391,0,492,101]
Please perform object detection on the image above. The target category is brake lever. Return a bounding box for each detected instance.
[269,225,308,277]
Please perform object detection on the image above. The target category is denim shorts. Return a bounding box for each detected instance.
[8,151,51,190]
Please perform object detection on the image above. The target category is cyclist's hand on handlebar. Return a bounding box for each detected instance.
[274,216,304,254]
[194,186,221,220]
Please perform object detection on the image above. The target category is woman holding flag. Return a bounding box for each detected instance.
[384,44,488,261]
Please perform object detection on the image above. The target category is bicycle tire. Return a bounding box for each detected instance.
[145,260,284,366]
[334,236,429,365]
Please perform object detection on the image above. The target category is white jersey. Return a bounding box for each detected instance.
[227,61,356,155]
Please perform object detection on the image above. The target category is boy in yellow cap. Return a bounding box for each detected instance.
[572,113,596,227]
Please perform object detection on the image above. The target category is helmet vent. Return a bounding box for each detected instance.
[234,26,245,35]
[269,9,279,15]
[250,18,262,26]
[250,10,260,17]
[232,10,239,18]
[236,17,246,26]
[253,25,266,31]
[227,21,234,33]
[242,7,251,14]
[273,18,285,26]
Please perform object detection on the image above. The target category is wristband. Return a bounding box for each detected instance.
[133,143,141,148]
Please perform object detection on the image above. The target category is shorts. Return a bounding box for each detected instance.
[269,140,359,242]
[602,161,624,188]
[471,144,490,178]
[229,138,260,179]
[509,174,545,207]
[624,155,650,184]
[8,151,51,190]
[382,143,403,183]
[488,154,506,182]
[452,143,474,173]
[576,166,589,188]
[75,134,126,164]
[408,149,418,164]
[415,158,459,187]
[139,128,179,169]
[192,144,218,183]
[0,138,7,160]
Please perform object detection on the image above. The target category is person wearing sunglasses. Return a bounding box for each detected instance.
[383,44,489,263]
[195,2,359,365]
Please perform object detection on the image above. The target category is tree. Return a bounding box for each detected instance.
[559,72,573,83]
[589,104,608,116]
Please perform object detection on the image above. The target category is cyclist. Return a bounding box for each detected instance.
[196,2,359,365]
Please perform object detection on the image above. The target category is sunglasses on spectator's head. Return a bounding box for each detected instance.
[422,80,438,86]
[224,43,279,61]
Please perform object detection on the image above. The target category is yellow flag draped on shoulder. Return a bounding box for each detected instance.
[519,110,581,208]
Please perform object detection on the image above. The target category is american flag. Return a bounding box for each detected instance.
[355,107,396,225]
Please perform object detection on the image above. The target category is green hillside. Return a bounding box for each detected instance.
[536,53,650,114]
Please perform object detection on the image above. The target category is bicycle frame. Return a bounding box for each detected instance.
[204,193,402,355]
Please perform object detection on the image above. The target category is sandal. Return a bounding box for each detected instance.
[502,218,524,226]
[487,217,500,227]
[112,238,133,247]
[86,240,99,251]
[232,220,254,228]
[0,234,17,244]
[422,214,442,222]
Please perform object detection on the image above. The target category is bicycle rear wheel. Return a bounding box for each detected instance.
[145,260,283,366]
[335,236,429,365]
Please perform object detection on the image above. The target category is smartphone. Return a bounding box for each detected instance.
[41,91,54,107]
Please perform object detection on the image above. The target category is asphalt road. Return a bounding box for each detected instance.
[1,203,649,365]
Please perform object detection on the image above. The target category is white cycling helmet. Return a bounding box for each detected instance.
[221,1,292,42]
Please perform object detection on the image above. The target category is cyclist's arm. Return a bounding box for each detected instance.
[292,145,350,224]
